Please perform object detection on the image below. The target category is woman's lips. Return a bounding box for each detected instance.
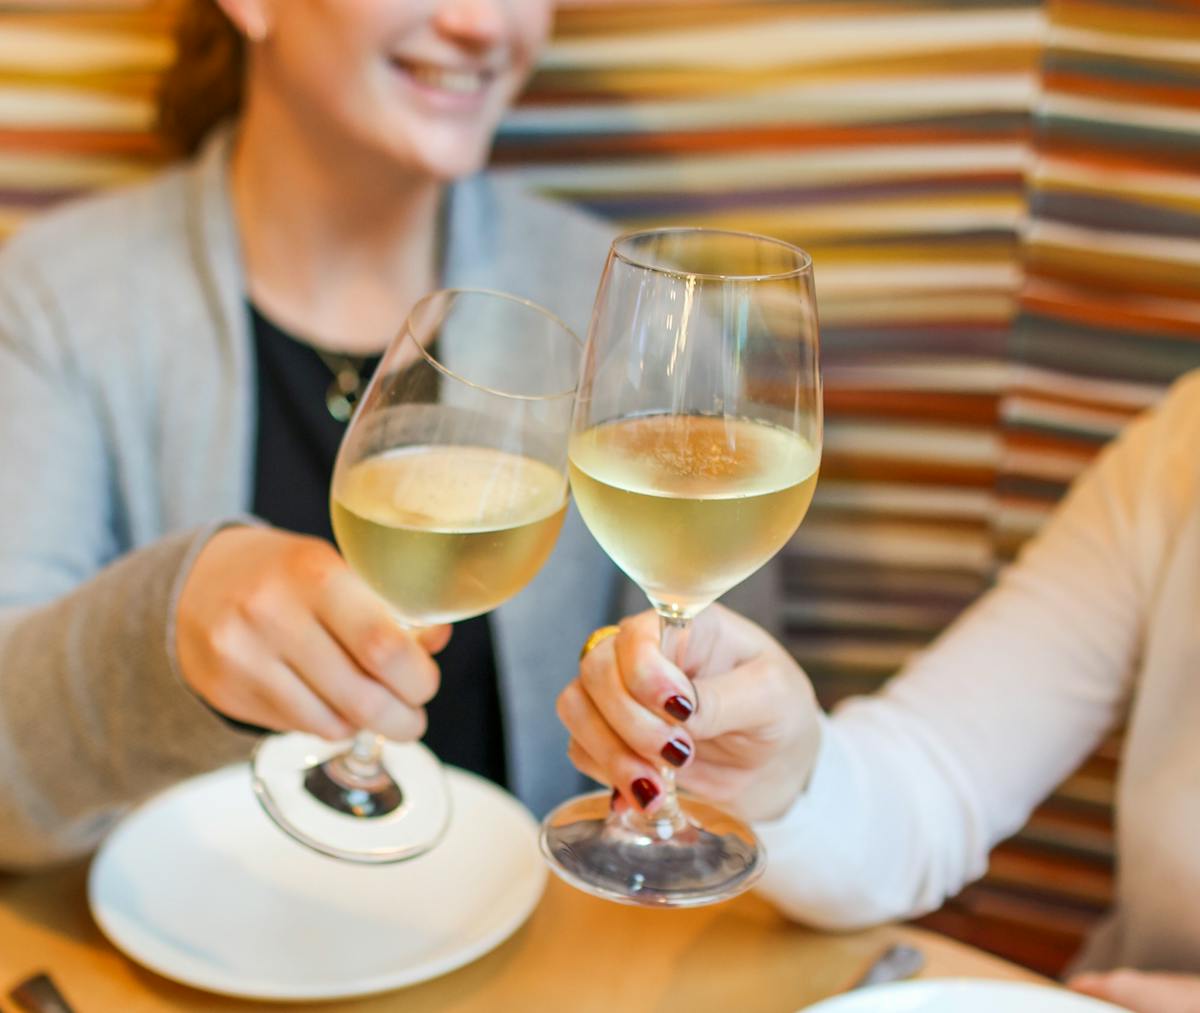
[390,58,496,100]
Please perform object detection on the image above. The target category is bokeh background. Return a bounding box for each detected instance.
[2,0,1198,974]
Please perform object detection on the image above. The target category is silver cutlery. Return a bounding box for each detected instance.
[852,942,926,989]
[8,973,76,1013]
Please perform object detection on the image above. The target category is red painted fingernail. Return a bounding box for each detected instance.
[661,738,692,767]
[631,778,659,810]
[664,695,694,721]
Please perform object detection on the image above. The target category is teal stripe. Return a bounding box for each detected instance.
[1038,114,1200,153]
[1014,315,1200,383]
[1047,53,1200,89]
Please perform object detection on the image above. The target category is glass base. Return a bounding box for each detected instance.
[253,733,450,864]
[540,789,764,907]
[302,753,404,818]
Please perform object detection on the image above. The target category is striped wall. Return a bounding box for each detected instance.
[2,0,1198,975]
[504,0,1040,711]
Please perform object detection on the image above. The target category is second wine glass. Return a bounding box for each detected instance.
[541,228,822,906]
[254,288,581,863]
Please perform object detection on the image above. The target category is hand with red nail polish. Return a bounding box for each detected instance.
[1068,969,1200,1012]
[558,604,823,821]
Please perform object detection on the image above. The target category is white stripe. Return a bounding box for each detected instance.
[0,152,147,188]
[993,501,1055,540]
[1001,448,1092,483]
[824,422,1001,467]
[1028,219,1200,266]
[820,293,1015,327]
[1008,363,1165,409]
[0,89,150,130]
[790,519,995,572]
[541,9,1046,71]
[1035,155,1200,204]
[1043,94,1200,137]
[823,359,1011,393]
[502,75,1037,134]
[818,262,1021,293]
[1001,395,1133,438]
[499,142,1031,193]
[0,26,170,73]
[679,203,1026,239]
[815,481,994,521]
[1050,25,1200,65]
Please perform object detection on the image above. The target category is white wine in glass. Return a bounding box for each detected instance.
[333,445,567,625]
[253,289,580,864]
[542,228,822,906]
[568,414,818,617]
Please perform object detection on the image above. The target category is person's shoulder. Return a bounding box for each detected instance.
[454,172,618,337]
[485,172,614,235]
[1150,369,1200,477]
[0,161,194,297]
[1123,368,1200,462]
[1111,369,1200,531]
[476,171,617,272]
[1157,368,1200,421]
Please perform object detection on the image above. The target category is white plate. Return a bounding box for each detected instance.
[803,980,1125,1012]
[88,763,546,1002]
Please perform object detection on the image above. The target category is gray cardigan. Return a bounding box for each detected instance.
[0,132,621,866]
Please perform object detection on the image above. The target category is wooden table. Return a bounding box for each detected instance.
[0,861,1042,1011]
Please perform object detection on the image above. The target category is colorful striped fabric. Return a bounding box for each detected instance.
[1006,0,1200,541]
[3,0,1198,975]
[0,5,171,236]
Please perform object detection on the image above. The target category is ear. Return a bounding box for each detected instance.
[214,0,273,42]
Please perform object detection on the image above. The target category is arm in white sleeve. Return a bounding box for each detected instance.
[754,373,1200,929]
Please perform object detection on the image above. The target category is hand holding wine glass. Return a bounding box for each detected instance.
[177,526,451,742]
[253,289,580,864]
[559,604,823,825]
[542,227,821,906]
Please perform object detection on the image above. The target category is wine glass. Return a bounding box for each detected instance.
[253,289,581,863]
[541,228,822,906]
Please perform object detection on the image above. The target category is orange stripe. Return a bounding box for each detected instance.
[496,123,1030,161]
[1044,70,1200,112]
[0,129,166,157]
[1021,291,1200,341]
[1049,0,1200,41]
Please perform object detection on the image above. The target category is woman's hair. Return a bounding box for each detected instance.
[156,0,245,157]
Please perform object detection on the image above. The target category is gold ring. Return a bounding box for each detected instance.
[580,625,620,661]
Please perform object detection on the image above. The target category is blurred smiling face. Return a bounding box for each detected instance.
[225,0,554,180]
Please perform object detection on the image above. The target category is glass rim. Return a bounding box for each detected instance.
[610,227,814,282]
[401,287,582,402]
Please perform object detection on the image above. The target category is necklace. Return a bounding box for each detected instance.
[314,349,371,423]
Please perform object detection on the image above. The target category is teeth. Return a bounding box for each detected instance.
[406,65,486,94]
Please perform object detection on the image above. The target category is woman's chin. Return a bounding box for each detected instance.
[388,140,493,184]
[326,115,497,186]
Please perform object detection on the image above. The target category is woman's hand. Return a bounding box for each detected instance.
[1070,970,1200,1012]
[558,604,822,821]
[176,527,450,740]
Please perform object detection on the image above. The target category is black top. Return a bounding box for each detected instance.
[250,304,508,786]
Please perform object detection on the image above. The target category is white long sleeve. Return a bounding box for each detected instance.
[755,371,1200,948]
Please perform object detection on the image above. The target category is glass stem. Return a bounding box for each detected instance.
[339,618,415,782]
[619,613,691,840]
[343,730,385,781]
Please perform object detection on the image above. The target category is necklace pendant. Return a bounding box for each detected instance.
[317,351,368,423]
[326,368,362,423]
